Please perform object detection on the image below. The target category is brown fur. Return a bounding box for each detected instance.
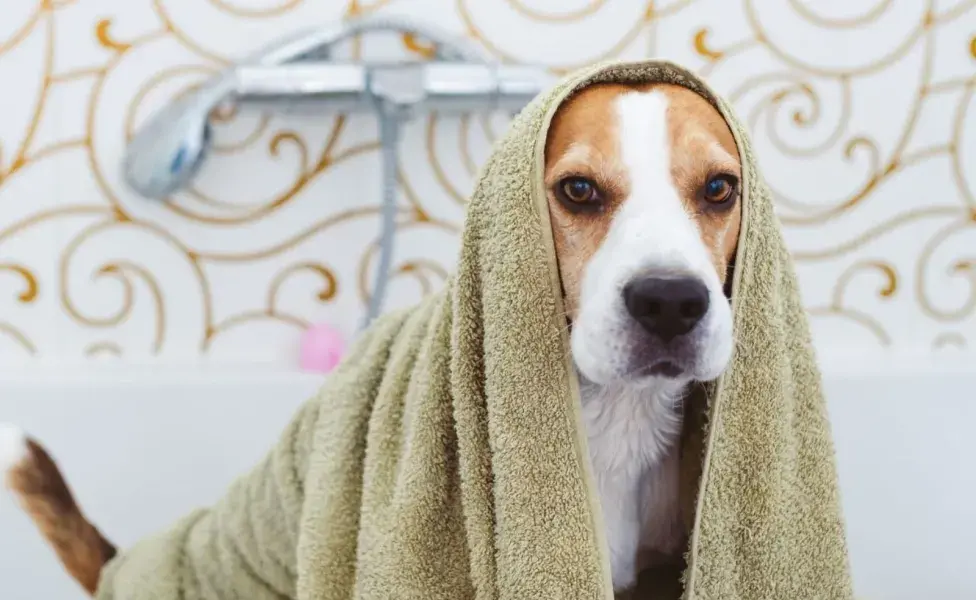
[5,439,116,594]
[544,83,741,317]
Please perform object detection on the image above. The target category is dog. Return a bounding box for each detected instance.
[545,82,741,592]
[1,82,741,595]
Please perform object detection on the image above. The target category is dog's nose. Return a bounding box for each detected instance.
[622,276,710,342]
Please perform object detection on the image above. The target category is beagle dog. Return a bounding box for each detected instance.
[545,82,741,591]
[1,82,741,596]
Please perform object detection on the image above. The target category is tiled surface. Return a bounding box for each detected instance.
[0,0,973,365]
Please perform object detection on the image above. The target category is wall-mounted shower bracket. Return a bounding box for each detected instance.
[122,15,554,326]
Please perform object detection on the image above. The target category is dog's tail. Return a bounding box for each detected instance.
[0,424,116,595]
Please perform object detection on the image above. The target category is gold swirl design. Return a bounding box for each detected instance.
[206,311,308,351]
[151,0,231,66]
[426,115,468,205]
[0,264,39,355]
[186,127,308,210]
[746,76,852,158]
[654,0,700,18]
[345,0,394,17]
[205,261,342,353]
[0,5,42,57]
[122,66,217,141]
[950,80,975,210]
[85,341,123,357]
[0,264,39,303]
[807,261,898,346]
[806,306,892,346]
[933,332,966,349]
[137,100,379,224]
[267,262,338,314]
[206,0,305,18]
[831,260,898,308]
[791,206,963,261]
[0,324,36,355]
[503,0,609,23]
[0,206,111,245]
[59,221,168,353]
[457,0,657,73]
[212,119,270,153]
[95,19,132,53]
[355,219,457,303]
[0,0,972,362]
[742,0,932,78]
[61,261,133,327]
[209,106,272,154]
[0,9,54,185]
[693,28,725,61]
[732,30,947,226]
[936,1,976,22]
[915,219,976,322]
[197,205,388,262]
[785,0,894,29]
[402,33,436,59]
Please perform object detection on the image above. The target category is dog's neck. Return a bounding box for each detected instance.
[577,375,687,477]
[577,373,689,590]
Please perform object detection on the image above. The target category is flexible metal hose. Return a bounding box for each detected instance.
[361,109,401,329]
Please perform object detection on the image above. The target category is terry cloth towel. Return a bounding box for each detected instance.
[96,60,853,600]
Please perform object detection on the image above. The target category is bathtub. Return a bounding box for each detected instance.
[1,353,973,599]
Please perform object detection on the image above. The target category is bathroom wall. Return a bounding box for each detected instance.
[1,2,975,599]
[1,0,973,365]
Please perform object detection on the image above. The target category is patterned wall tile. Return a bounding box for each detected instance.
[0,0,973,365]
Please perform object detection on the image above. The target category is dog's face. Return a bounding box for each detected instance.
[544,83,742,391]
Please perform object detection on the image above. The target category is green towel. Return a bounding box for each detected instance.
[96,60,853,600]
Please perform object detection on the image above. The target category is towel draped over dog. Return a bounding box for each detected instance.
[96,60,853,600]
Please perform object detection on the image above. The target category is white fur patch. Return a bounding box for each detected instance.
[0,423,29,475]
[580,381,685,590]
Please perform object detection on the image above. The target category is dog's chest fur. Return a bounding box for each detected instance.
[579,380,686,591]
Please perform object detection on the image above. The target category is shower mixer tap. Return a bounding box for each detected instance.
[121,15,554,326]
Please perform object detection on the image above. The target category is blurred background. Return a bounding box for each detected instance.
[0,1,974,598]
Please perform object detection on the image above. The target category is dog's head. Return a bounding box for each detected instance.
[545,83,742,393]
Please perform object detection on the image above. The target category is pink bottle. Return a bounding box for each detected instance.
[299,323,346,374]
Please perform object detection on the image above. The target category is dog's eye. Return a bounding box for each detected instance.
[703,174,738,205]
[558,177,599,206]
